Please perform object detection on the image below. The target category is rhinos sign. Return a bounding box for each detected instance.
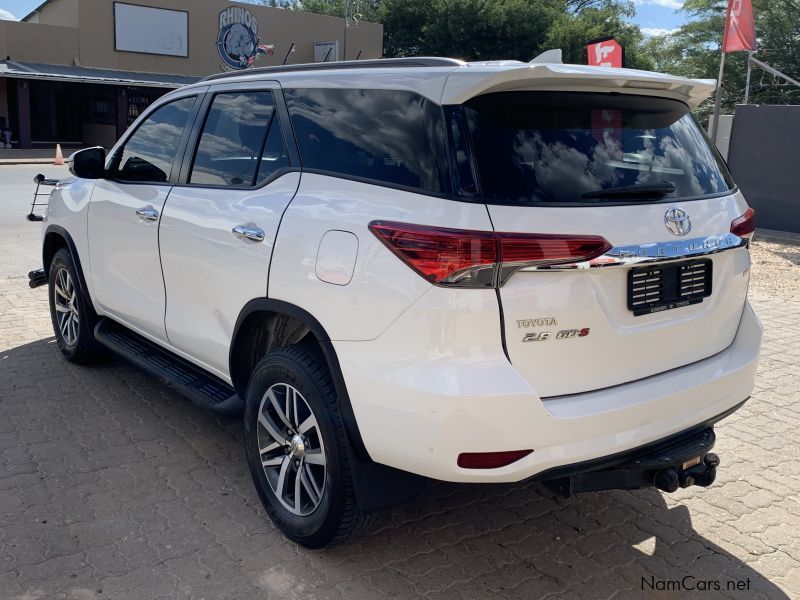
[217,6,274,71]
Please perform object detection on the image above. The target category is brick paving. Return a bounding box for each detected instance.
[1,275,799,599]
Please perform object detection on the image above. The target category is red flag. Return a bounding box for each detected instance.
[722,0,756,53]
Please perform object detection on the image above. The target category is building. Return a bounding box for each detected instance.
[0,0,383,149]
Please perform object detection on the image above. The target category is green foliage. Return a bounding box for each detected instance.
[268,0,799,121]
[642,0,800,122]
[276,0,652,68]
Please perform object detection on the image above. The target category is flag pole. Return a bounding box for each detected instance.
[710,51,726,142]
[744,50,753,104]
[709,0,733,143]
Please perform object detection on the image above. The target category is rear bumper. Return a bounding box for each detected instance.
[336,298,762,483]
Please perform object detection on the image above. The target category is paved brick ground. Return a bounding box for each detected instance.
[1,275,799,600]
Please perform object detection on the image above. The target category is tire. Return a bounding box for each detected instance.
[48,248,103,364]
[243,343,375,548]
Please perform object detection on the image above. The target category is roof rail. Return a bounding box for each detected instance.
[201,57,465,82]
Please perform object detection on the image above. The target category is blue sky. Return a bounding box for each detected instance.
[0,0,687,37]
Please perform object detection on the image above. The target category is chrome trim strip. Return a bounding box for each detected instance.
[520,233,746,271]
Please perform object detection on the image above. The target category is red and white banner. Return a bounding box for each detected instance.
[723,0,756,53]
[586,38,623,68]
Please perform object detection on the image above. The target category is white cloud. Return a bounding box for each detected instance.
[641,27,680,37]
[0,8,16,20]
[633,0,683,10]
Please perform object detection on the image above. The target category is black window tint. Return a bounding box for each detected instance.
[444,106,479,197]
[190,91,286,187]
[117,97,195,183]
[285,88,451,194]
[255,113,289,185]
[464,92,735,205]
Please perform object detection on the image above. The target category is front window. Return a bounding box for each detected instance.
[463,91,735,205]
[116,96,196,183]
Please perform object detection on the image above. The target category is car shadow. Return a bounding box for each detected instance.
[0,337,788,599]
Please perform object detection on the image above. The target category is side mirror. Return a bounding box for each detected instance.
[68,147,106,179]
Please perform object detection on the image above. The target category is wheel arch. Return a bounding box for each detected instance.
[43,225,97,315]
[230,298,371,462]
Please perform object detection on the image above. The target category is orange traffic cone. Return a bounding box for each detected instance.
[54,144,65,166]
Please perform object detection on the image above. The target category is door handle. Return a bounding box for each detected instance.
[232,224,265,242]
[136,206,160,222]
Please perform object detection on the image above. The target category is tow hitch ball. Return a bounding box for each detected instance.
[655,453,719,493]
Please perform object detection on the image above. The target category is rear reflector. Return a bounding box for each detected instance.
[457,449,533,469]
[369,221,611,288]
[730,207,756,239]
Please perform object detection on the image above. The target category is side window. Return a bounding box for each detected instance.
[189,91,289,187]
[116,97,196,183]
[284,88,451,195]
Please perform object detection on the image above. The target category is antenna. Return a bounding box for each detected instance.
[530,49,563,64]
[282,42,296,66]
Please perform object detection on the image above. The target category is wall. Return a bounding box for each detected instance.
[0,21,80,65]
[709,114,734,161]
[0,79,7,126]
[24,0,79,28]
[727,104,800,234]
[81,122,116,148]
[69,0,382,77]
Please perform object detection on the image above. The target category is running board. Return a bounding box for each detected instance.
[94,318,243,416]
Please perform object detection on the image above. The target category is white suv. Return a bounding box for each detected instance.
[39,55,762,547]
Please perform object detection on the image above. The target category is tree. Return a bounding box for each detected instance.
[277,0,383,22]
[545,1,653,69]
[642,0,800,121]
[380,0,560,61]
[278,0,653,68]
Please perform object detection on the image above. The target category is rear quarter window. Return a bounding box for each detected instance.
[284,88,451,195]
[463,91,735,205]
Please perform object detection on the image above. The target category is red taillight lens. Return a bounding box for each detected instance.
[731,207,756,239]
[369,221,611,287]
[457,449,533,469]
[498,233,612,284]
[368,222,497,286]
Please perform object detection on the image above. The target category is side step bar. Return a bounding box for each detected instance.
[94,318,243,416]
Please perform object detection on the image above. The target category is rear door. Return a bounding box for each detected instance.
[159,82,300,378]
[462,91,752,397]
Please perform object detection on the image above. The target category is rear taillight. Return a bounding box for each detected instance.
[369,221,611,288]
[368,222,497,287]
[497,233,613,284]
[731,207,756,240]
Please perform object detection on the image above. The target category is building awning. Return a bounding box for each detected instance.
[0,60,201,88]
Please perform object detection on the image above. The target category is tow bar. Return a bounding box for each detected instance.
[654,452,719,493]
[541,427,720,497]
[28,269,47,289]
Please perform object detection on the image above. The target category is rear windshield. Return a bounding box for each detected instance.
[463,92,735,205]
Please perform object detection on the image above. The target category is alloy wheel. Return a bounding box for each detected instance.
[257,383,327,516]
[53,267,80,347]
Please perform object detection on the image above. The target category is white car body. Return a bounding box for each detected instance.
[42,56,761,491]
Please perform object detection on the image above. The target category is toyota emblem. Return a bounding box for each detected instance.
[664,208,692,236]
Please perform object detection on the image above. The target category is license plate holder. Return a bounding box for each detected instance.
[628,259,712,316]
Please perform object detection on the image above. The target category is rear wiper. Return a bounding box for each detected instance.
[581,182,676,200]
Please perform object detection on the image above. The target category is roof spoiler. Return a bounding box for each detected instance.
[442,62,716,110]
